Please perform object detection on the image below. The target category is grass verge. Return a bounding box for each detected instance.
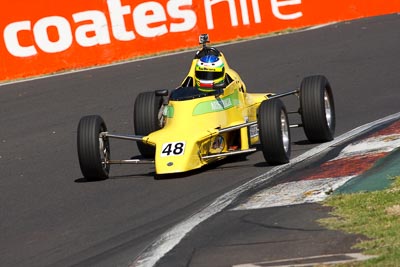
[319,176,400,266]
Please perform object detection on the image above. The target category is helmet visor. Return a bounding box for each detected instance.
[195,68,225,81]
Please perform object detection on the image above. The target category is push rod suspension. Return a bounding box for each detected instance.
[218,121,257,133]
[102,132,144,142]
[267,89,299,100]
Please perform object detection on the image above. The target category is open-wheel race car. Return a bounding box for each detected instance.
[77,34,335,180]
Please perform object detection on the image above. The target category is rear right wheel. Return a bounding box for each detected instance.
[133,91,163,158]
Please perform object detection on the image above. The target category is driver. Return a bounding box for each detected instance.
[195,55,225,92]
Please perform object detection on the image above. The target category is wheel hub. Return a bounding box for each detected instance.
[99,136,110,169]
[324,90,332,128]
[281,111,289,152]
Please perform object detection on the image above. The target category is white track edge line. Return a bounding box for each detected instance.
[232,253,377,267]
[132,111,400,267]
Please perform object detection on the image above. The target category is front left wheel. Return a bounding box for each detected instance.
[258,99,291,165]
[77,115,110,180]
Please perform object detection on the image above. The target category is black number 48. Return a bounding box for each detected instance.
[161,142,185,156]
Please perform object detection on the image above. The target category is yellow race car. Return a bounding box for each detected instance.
[77,34,335,180]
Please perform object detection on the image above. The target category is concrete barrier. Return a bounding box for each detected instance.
[1,0,399,81]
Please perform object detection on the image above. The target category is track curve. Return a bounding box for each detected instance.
[0,14,399,267]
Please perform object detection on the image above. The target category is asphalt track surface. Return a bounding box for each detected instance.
[1,14,399,267]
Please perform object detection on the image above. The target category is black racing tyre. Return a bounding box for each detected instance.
[133,91,163,158]
[258,99,291,165]
[300,75,336,142]
[77,115,110,180]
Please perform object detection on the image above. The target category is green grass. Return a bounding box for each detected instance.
[320,176,400,266]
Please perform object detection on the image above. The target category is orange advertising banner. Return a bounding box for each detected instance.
[0,0,399,81]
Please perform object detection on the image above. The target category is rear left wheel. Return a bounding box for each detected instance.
[300,75,335,142]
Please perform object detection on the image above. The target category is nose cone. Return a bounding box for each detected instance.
[154,141,203,174]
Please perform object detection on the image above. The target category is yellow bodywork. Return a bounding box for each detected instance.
[142,52,270,174]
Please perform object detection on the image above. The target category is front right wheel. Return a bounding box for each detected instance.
[258,99,291,165]
[77,115,110,180]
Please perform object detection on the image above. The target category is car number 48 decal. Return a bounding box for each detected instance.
[161,141,186,157]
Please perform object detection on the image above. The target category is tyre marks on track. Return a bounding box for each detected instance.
[133,112,400,267]
[234,119,400,210]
